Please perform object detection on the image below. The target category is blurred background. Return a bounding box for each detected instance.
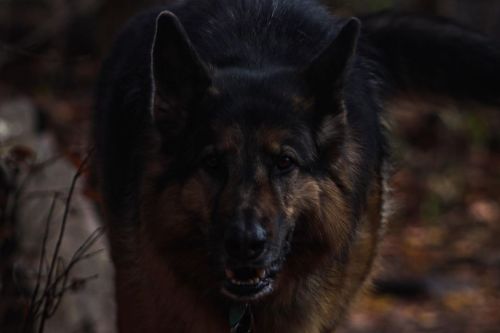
[1,1,499,332]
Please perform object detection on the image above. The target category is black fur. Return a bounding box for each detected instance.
[94,0,385,225]
[95,0,500,221]
[361,12,500,104]
[94,0,500,251]
[93,0,500,329]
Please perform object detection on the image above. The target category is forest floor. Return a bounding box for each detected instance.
[339,99,500,333]
[1,3,500,331]
[3,80,500,333]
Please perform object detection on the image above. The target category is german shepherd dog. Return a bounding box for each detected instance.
[93,0,500,332]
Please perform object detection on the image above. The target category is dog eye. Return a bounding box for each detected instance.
[203,153,220,170]
[275,154,296,173]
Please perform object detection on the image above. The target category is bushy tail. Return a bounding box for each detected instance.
[360,12,500,105]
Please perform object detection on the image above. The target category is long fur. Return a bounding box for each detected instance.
[93,1,500,332]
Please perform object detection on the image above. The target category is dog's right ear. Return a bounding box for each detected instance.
[151,11,211,131]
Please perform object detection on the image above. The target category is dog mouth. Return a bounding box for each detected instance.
[221,266,277,301]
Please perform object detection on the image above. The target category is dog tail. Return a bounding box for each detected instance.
[360,12,500,105]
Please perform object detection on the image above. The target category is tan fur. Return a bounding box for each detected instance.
[109,122,386,333]
[291,95,315,112]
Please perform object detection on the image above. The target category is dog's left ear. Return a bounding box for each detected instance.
[304,18,361,105]
[303,18,360,147]
[151,11,212,129]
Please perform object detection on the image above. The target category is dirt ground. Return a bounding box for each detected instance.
[339,100,500,333]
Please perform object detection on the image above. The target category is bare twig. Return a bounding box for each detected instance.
[36,152,91,333]
[6,147,103,333]
[23,193,58,333]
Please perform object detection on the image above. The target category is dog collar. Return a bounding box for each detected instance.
[229,303,252,333]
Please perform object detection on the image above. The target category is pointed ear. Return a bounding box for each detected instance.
[304,18,361,100]
[303,19,360,148]
[151,11,211,124]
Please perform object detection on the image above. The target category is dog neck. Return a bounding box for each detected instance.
[112,240,227,333]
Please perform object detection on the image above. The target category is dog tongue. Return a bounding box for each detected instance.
[234,267,257,280]
[227,267,266,280]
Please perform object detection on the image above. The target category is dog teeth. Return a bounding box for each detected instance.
[249,278,260,284]
[226,268,268,286]
[230,278,261,286]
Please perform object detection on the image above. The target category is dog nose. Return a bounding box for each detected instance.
[224,224,267,261]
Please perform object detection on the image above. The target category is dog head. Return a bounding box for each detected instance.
[141,11,362,302]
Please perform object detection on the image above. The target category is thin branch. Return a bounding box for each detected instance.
[23,193,58,333]
[37,152,91,333]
